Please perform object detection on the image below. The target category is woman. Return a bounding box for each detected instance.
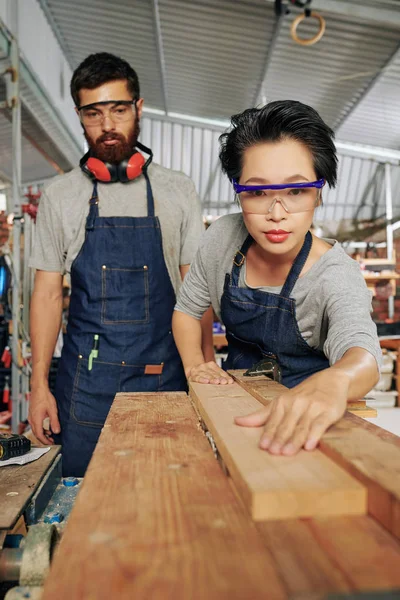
[173,100,381,456]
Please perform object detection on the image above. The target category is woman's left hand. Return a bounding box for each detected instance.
[235,369,349,455]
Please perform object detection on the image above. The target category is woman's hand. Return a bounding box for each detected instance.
[235,369,348,455]
[186,361,234,385]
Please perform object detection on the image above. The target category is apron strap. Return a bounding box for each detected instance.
[280,230,313,298]
[85,171,155,229]
[144,170,155,218]
[230,234,253,285]
[86,182,99,231]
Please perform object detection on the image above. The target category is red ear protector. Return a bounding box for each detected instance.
[80,141,153,183]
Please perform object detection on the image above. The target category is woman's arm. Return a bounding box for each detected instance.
[172,310,233,384]
[235,347,379,456]
[179,264,215,363]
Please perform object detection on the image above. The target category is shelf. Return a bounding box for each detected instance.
[363,273,400,280]
[213,333,227,347]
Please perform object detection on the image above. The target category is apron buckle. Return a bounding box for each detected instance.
[233,251,245,267]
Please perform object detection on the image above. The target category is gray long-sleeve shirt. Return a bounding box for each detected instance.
[175,213,382,369]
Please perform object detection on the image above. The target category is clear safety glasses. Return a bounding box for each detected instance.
[232,178,325,214]
[78,100,137,127]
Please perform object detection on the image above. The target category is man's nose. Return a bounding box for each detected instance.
[101,115,115,132]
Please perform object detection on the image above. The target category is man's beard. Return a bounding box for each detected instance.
[85,119,140,164]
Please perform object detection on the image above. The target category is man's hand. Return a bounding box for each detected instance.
[235,369,348,455]
[186,361,234,385]
[28,385,61,445]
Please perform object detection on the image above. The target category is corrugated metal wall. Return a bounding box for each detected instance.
[140,115,400,235]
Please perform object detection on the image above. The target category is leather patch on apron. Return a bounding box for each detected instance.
[145,364,164,375]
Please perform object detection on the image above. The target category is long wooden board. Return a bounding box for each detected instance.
[189,382,366,521]
[42,392,287,600]
[321,413,400,539]
[41,391,400,599]
[257,516,400,597]
[0,446,60,530]
[230,371,400,539]
[229,370,377,417]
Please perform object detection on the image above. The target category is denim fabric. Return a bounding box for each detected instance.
[54,174,186,476]
[221,231,329,388]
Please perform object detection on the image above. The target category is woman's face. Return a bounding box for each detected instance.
[238,138,320,260]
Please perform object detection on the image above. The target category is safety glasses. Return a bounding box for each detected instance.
[78,100,137,127]
[232,178,325,214]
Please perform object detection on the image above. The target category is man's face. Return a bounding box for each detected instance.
[76,80,143,164]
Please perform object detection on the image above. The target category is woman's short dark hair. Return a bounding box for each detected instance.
[70,52,140,107]
[219,100,337,188]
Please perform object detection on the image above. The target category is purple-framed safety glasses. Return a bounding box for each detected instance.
[232,178,325,194]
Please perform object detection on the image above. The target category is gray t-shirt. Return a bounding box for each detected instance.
[175,213,382,368]
[29,163,204,296]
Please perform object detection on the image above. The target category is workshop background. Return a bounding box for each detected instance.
[0,0,399,433]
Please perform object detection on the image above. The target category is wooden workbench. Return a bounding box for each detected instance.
[0,446,60,532]
[380,337,400,401]
[41,377,400,600]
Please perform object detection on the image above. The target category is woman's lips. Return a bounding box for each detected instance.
[265,230,290,243]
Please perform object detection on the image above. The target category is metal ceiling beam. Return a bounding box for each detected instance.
[264,0,400,28]
[353,163,383,223]
[37,0,75,70]
[151,0,169,115]
[252,11,285,106]
[333,42,400,133]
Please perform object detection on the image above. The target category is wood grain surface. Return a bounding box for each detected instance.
[42,392,287,600]
[189,382,366,521]
[229,370,377,417]
[0,445,60,530]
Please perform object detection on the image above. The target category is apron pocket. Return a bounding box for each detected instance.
[101,265,149,324]
[70,357,121,427]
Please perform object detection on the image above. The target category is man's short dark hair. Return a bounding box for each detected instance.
[219,100,338,188]
[70,52,140,107]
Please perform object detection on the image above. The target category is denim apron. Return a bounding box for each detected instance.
[221,231,329,388]
[54,173,186,476]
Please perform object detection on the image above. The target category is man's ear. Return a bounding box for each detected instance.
[136,98,144,120]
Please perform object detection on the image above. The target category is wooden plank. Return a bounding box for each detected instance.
[189,382,366,521]
[229,372,400,540]
[305,517,400,592]
[0,446,60,530]
[229,370,377,417]
[346,402,377,418]
[42,392,287,600]
[320,413,400,539]
[256,516,400,597]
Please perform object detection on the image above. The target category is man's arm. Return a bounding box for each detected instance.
[28,270,63,444]
[180,264,215,362]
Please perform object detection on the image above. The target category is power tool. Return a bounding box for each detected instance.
[0,432,31,461]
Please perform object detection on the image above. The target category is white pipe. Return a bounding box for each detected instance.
[11,35,22,433]
[385,163,393,261]
[385,163,394,320]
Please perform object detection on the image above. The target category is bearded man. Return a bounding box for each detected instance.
[29,53,212,476]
